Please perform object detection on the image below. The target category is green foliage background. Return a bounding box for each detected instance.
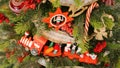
[0,0,120,68]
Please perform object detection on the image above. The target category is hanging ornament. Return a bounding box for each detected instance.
[94,27,107,40]
[68,0,98,17]
[9,0,25,14]
[42,8,73,30]
[93,41,107,53]
[41,30,75,44]
[84,2,99,42]
[101,13,114,37]
[79,52,98,64]
[19,32,48,56]
[49,0,98,17]
[63,42,80,60]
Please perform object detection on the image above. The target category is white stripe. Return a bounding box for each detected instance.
[22,37,26,44]
[24,38,28,45]
[20,37,24,43]
[28,41,33,47]
[26,39,30,46]
[34,43,40,48]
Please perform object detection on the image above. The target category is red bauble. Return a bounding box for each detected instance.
[94,41,107,53]
[9,0,25,14]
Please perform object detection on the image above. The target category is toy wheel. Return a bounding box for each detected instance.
[30,48,38,56]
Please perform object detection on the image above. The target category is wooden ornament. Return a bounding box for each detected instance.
[42,8,73,30]
[41,30,75,44]
[94,27,107,40]
[30,35,47,55]
[49,0,98,17]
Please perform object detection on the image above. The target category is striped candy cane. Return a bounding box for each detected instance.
[84,2,99,42]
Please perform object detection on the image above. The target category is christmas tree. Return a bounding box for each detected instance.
[0,0,120,68]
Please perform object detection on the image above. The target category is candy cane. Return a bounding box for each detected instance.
[84,2,99,42]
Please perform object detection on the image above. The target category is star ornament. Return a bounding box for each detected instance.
[42,8,73,30]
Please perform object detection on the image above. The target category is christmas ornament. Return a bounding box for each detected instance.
[94,27,107,40]
[19,32,48,56]
[101,13,114,37]
[9,0,25,14]
[84,2,99,42]
[102,0,114,6]
[42,8,73,30]
[63,42,80,60]
[41,30,75,44]
[49,0,98,17]
[94,41,107,53]
[9,0,43,14]
[79,52,98,64]
[0,13,9,23]
[68,0,98,17]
